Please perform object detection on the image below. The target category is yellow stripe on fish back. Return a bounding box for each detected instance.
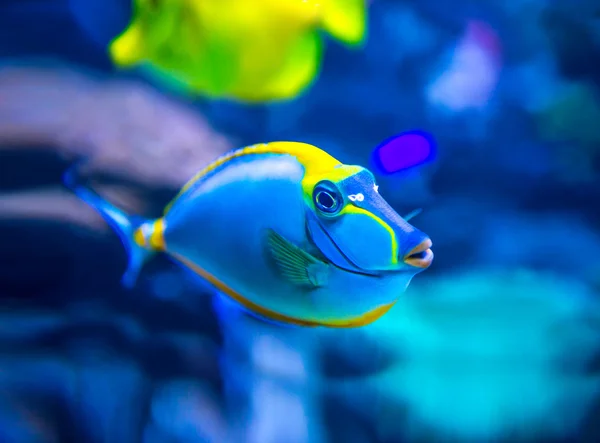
[164,141,342,215]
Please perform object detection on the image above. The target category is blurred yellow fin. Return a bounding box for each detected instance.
[320,0,367,46]
[251,31,323,101]
[109,22,145,66]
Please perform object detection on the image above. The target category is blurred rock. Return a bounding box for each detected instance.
[0,63,233,190]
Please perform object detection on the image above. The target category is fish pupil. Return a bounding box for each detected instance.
[316,191,336,210]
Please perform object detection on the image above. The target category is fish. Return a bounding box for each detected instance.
[65,142,433,328]
[108,0,367,102]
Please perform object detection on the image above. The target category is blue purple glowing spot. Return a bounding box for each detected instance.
[371,130,436,175]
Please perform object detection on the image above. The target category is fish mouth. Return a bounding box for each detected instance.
[403,239,434,269]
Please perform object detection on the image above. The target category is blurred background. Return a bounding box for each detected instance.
[1,0,600,442]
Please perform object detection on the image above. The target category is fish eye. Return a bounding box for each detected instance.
[313,183,342,215]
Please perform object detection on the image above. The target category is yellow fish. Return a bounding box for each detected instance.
[109,0,367,102]
[65,142,433,328]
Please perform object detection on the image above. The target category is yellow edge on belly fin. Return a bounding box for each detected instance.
[169,252,394,328]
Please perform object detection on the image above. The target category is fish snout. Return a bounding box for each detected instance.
[402,238,433,269]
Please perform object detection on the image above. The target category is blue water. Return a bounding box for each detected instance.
[0,0,599,442]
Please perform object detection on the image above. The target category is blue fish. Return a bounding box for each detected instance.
[66,142,433,328]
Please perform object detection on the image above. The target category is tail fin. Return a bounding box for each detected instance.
[63,166,154,288]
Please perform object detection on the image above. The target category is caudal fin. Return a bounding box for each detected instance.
[63,167,154,288]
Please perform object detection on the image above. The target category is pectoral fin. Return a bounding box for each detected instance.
[266,229,329,288]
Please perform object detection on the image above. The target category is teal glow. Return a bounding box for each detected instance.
[328,269,600,442]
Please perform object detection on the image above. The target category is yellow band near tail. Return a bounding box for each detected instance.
[133,219,166,251]
[149,219,166,250]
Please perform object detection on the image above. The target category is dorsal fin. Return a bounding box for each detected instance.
[164,141,341,214]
